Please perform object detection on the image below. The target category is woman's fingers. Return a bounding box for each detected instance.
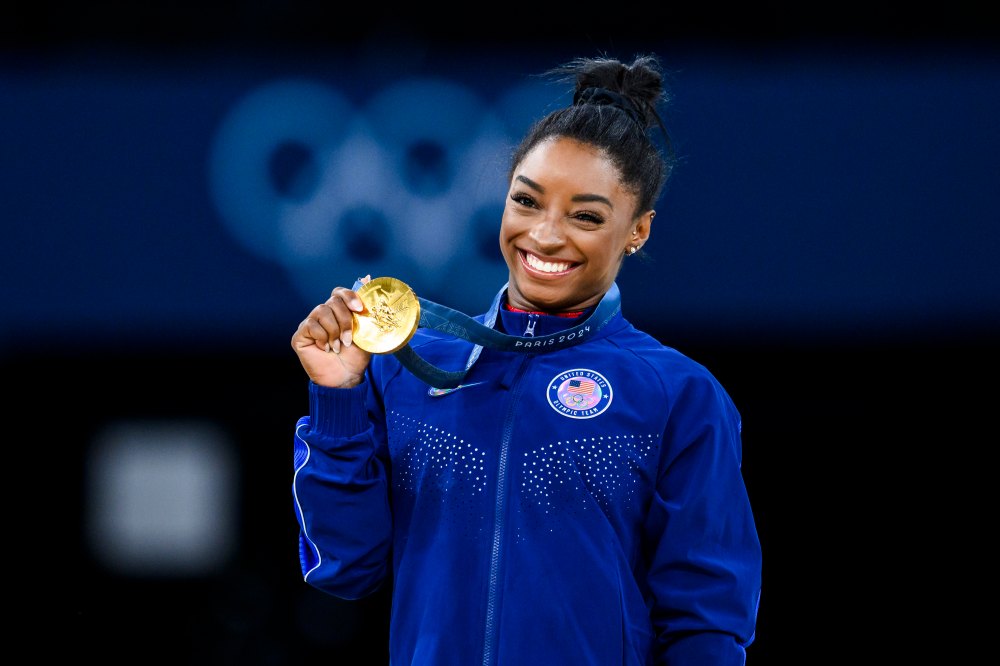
[323,287,365,352]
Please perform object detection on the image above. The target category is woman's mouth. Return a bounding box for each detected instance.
[519,250,576,276]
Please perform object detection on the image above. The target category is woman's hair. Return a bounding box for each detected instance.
[508,53,675,218]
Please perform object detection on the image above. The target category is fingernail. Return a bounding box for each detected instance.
[331,339,341,354]
[341,331,352,348]
[350,299,363,312]
[325,342,331,353]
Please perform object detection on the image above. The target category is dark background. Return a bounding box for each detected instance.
[6,3,997,663]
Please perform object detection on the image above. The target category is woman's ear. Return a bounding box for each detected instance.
[632,210,654,247]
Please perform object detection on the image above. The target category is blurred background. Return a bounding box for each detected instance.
[5,3,997,664]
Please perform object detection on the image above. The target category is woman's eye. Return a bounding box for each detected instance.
[574,212,604,225]
[511,193,537,207]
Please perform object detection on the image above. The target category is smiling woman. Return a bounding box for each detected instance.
[288,52,762,666]
[501,138,652,313]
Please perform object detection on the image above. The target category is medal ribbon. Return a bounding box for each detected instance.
[353,279,622,389]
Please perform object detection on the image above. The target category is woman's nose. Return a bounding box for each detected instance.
[528,216,563,247]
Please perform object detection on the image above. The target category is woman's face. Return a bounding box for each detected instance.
[500,137,652,313]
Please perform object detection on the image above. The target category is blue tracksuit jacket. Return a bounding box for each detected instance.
[292,285,762,665]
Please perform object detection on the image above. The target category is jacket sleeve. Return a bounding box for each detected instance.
[644,370,762,666]
[292,378,392,600]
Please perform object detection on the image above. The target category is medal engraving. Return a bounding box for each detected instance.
[352,277,421,354]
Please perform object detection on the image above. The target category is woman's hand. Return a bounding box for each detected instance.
[291,283,373,388]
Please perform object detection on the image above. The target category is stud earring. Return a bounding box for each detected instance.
[626,246,637,255]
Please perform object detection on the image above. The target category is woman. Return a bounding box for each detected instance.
[290,53,762,665]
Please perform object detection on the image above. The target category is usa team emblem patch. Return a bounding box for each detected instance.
[547,369,612,419]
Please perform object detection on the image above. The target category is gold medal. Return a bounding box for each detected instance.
[351,276,421,354]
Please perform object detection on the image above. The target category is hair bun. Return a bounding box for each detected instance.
[573,87,643,126]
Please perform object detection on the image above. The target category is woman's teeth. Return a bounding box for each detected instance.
[525,253,570,273]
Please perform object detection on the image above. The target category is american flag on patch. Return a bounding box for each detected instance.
[567,379,596,394]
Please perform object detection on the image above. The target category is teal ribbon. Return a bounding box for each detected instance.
[354,279,621,389]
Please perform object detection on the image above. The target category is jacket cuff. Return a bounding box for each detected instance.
[308,380,370,437]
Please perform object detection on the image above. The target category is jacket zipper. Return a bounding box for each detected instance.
[482,354,530,666]
[523,313,538,337]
